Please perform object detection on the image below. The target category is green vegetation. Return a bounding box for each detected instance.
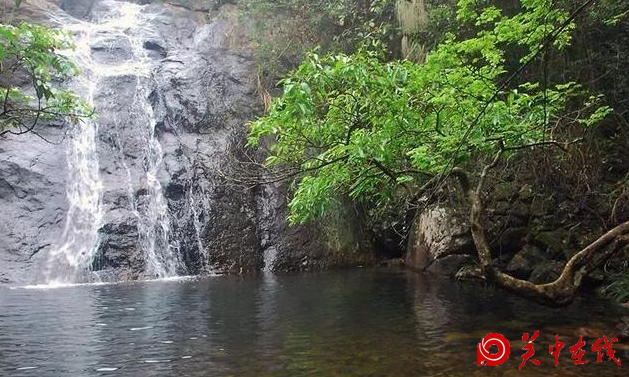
[247,0,629,304]
[603,273,629,303]
[0,20,92,137]
[248,0,609,225]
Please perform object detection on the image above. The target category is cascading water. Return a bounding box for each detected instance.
[42,10,105,284]
[187,184,210,271]
[42,0,182,283]
[258,184,279,273]
[0,0,290,285]
[135,78,182,279]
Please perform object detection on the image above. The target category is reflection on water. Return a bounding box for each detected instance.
[0,269,627,376]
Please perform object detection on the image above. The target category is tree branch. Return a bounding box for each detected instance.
[501,138,584,152]
[369,158,413,196]
[454,153,629,305]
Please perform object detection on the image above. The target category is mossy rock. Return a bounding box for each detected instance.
[534,228,570,257]
[505,245,544,279]
[497,201,530,219]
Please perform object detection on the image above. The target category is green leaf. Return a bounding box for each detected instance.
[246,0,608,225]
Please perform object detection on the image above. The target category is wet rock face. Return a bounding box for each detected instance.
[0,1,72,284]
[406,204,474,276]
[86,0,264,277]
[59,0,97,19]
[93,213,143,281]
[1,0,262,283]
[90,32,134,64]
[0,130,68,284]
[258,185,376,272]
[0,0,375,284]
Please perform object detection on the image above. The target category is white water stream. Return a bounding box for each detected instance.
[44,0,181,283]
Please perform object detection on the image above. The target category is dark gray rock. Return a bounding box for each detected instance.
[0,129,68,283]
[425,254,474,277]
[529,260,563,284]
[59,0,97,19]
[143,40,167,58]
[505,245,544,280]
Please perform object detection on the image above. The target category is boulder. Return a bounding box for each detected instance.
[494,227,528,256]
[529,260,563,284]
[505,245,544,279]
[534,228,570,257]
[406,204,473,275]
[425,254,475,277]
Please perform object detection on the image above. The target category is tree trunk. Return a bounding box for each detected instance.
[452,166,629,306]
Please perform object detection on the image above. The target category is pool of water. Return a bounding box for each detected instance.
[0,269,627,376]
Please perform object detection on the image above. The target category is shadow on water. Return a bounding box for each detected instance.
[0,269,627,376]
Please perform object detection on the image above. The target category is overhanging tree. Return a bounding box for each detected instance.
[247,0,627,305]
[0,21,92,138]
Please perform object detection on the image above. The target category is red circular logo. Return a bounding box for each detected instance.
[477,333,511,366]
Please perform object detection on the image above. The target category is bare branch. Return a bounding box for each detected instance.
[501,138,584,152]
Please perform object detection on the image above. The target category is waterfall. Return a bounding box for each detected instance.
[188,184,210,272]
[43,0,182,283]
[136,78,181,279]
[259,184,279,273]
[42,7,106,284]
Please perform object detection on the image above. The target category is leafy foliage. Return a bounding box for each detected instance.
[602,272,629,303]
[0,22,92,137]
[248,0,611,225]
